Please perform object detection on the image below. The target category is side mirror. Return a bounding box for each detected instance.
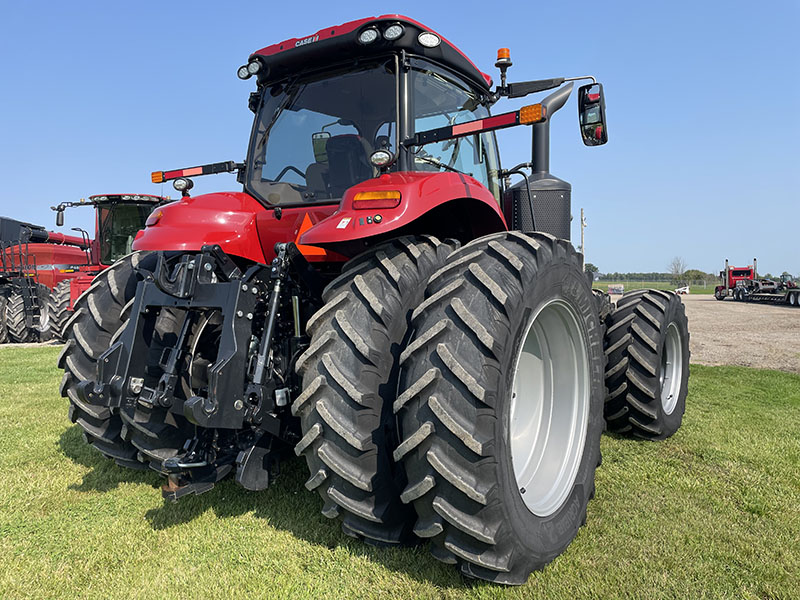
[578,83,608,146]
[312,131,331,163]
[56,209,64,227]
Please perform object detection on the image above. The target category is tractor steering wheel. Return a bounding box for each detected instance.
[274,165,306,182]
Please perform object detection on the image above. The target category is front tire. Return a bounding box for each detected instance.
[48,280,72,342]
[395,232,605,584]
[6,291,36,342]
[603,289,690,439]
[294,236,457,545]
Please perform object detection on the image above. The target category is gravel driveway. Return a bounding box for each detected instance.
[667,294,800,374]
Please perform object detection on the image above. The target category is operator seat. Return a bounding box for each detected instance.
[325,135,374,197]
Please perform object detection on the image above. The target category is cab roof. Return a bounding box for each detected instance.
[249,15,493,92]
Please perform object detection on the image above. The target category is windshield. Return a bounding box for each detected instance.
[98,204,153,264]
[246,60,397,206]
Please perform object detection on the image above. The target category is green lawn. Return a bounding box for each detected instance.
[0,346,797,599]
[598,281,716,294]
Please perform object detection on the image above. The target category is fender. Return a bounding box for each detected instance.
[299,172,507,247]
[133,192,341,264]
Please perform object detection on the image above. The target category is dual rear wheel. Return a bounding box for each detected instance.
[297,232,690,584]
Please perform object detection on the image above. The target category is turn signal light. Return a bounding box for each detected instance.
[145,210,163,227]
[520,103,545,124]
[353,190,401,210]
[151,171,164,183]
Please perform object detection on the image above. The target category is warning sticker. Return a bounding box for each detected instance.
[336,217,351,229]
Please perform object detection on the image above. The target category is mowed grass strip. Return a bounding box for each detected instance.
[0,346,797,600]
[598,281,716,294]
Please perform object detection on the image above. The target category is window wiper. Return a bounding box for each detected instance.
[415,154,470,176]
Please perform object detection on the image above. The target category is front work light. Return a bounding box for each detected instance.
[247,60,261,75]
[173,177,194,192]
[417,32,441,48]
[237,65,251,80]
[369,149,395,168]
[358,28,379,44]
[383,24,404,40]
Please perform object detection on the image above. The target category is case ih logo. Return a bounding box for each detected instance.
[295,35,319,47]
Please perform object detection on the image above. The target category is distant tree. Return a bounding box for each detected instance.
[669,256,687,283]
[683,269,707,281]
[585,263,599,274]
[763,272,774,280]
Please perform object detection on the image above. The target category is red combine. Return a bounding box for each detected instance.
[61,16,690,585]
[1,218,90,342]
[0,195,167,343]
[715,258,800,306]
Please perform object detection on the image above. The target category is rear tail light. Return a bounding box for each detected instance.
[352,191,401,210]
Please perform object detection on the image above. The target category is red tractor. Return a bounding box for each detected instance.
[0,195,167,343]
[62,16,690,585]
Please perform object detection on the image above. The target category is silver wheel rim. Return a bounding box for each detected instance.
[660,322,682,415]
[510,299,590,517]
[37,300,50,332]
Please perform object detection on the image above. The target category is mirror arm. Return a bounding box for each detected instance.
[506,78,566,98]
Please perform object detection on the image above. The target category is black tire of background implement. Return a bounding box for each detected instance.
[35,282,54,341]
[603,289,690,439]
[119,307,196,473]
[294,235,457,545]
[0,296,9,344]
[57,252,155,469]
[395,232,605,584]
[48,280,72,342]
[6,291,36,342]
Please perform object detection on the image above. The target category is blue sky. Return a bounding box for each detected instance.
[0,0,797,275]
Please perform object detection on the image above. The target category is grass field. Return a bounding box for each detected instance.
[1,346,798,599]
[597,281,716,294]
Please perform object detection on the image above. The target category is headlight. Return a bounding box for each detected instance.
[417,32,441,48]
[383,24,404,40]
[237,65,251,80]
[358,28,379,44]
[247,60,261,74]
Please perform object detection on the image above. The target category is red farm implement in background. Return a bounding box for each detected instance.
[61,15,690,585]
[0,195,166,343]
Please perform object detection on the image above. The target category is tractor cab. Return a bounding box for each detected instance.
[241,20,503,207]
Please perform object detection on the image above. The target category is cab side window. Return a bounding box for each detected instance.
[411,59,501,203]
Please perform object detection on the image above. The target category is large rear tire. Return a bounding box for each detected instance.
[57,252,154,469]
[395,232,605,584]
[603,289,690,439]
[48,280,72,342]
[6,291,36,343]
[294,236,457,545]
